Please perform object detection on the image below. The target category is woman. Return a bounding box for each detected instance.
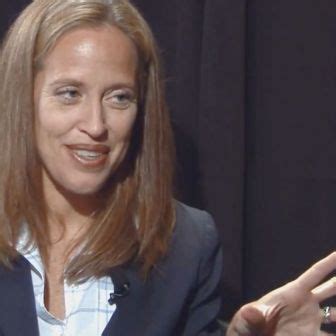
[0,1,221,335]
[0,0,334,335]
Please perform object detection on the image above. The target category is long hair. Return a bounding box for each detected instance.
[0,0,175,282]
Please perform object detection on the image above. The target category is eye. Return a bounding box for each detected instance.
[105,89,136,110]
[55,87,80,105]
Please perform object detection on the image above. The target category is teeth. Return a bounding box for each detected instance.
[73,150,103,160]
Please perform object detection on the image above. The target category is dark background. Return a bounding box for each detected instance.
[2,0,336,321]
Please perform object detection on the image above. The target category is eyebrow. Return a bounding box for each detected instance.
[49,79,84,88]
[49,78,137,92]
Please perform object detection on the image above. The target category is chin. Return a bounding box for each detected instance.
[66,181,107,196]
[51,173,110,198]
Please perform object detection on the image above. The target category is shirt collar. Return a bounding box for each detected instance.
[16,228,44,281]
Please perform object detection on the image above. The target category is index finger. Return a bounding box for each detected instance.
[295,252,336,290]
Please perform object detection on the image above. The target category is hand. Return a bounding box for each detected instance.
[226,252,336,336]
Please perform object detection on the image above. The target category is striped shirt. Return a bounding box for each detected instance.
[17,241,116,336]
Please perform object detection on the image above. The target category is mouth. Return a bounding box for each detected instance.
[66,144,110,168]
[73,149,104,161]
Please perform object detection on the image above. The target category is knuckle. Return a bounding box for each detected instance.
[331,277,336,289]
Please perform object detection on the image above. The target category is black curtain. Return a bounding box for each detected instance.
[2,0,336,322]
[245,0,336,300]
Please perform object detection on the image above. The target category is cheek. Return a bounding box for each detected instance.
[107,110,138,142]
[35,107,77,139]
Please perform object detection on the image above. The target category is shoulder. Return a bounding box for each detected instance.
[155,202,223,334]
[173,201,220,253]
[164,201,222,274]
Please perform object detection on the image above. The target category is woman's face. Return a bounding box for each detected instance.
[34,25,138,199]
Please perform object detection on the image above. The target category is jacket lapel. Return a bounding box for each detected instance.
[102,265,150,335]
[0,255,39,336]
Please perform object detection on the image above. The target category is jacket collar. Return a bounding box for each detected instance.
[0,255,39,336]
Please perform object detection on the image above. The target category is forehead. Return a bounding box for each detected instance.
[38,25,138,77]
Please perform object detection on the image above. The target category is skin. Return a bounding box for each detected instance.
[227,251,336,336]
[33,25,138,319]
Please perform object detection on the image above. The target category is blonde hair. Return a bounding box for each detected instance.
[0,0,175,281]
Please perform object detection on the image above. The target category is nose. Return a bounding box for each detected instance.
[78,99,107,139]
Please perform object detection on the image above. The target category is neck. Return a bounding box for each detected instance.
[42,173,102,243]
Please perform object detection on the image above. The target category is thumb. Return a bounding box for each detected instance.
[227,303,269,336]
[241,303,269,328]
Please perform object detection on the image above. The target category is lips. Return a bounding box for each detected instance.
[67,144,110,168]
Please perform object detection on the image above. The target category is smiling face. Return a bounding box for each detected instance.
[34,25,138,202]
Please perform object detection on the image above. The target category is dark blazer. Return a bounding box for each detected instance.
[0,202,223,336]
